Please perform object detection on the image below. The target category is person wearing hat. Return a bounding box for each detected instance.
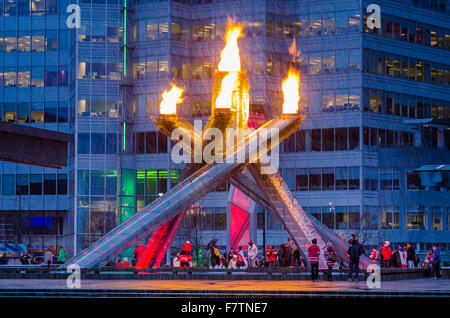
[324,242,337,281]
[381,241,392,268]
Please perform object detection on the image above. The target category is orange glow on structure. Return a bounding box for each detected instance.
[282,66,301,114]
[160,84,184,115]
[215,21,243,110]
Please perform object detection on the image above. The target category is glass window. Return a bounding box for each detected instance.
[349,206,360,229]
[296,169,308,191]
[363,167,378,190]
[380,206,399,229]
[321,128,334,151]
[16,174,29,195]
[335,167,348,190]
[91,133,106,154]
[30,174,42,195]
[431,207,442,230]
[322,168,334,190]
[349,127,359,150]
[309,168,321,191]
[348,167,360,189]
[43,174,57,195]
[322,206,335,229]
[78,133,90,154]
[335,128,348,151]
[407,169,422,190]
[407,206,426,230]
[362,206,378,230]
[57,174,67,195]
[311,129,321,152]
[335,206,349,229]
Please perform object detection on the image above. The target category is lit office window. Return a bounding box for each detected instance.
[31,0,45,16]
[349,206,360,229]
[431,207,442,230]
[407,206,426,230]
[3,102,16,123]
[335,206,349,229]
[322,205,335,229]
[18,36,30,52]
[146,20,158,40]
[380,206,399,229]
[17,71,30,88]
[30,103,43,123]
[4,0,17,16]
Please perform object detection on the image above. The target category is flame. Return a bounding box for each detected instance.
[218,22,242,72]
[282,66,300,114]
[159,84,184,115]
[288,38,300,59]
[215,72,238,109]
[215,21,243,111]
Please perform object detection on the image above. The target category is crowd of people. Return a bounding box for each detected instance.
[0,247,68,266]
[377,241,442,279]
[167,235,443,283]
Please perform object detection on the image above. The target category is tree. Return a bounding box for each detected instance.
[172,204,218,267]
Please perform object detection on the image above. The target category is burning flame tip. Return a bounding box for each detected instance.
[282,66,301,114]
[160,84,184,115]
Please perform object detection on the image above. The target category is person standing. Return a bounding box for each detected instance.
[399,246,407,268]
[432,245,441,279]
[381,241,392,268]
[237,246,247,268]
[210,241,220,268]
[308,239,320,282]
[247,240,258,268]
[369,248,379,264]
[173,253,181,267]
[133,242,144,263]
[57,247,67,264]
[324,242,337,281]
[182,240,192,256]
[44,248,53,267]
[268,245,277,268]
[277,244,285,267]
[347,239,361,281]
[284,243,292,267]
[406,243,416,269]
[179,251,190,268]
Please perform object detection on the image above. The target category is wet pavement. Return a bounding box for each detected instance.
[0,278,447,292]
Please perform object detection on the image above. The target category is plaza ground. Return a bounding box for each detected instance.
[0,278,447,296]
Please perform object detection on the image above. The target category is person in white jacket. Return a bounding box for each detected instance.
[247,240,258,268]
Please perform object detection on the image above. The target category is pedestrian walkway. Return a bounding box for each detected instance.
[0,278,447,292]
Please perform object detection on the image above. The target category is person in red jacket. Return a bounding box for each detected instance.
[122,257,131,267]
[179,251,191,268]
[324,242,336,281]
[308,238,321,281]
[134,242,144,264]
[369,248,379,263]
[182,240,192,255]
[268,246,277,268]
[381,241,392,268]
